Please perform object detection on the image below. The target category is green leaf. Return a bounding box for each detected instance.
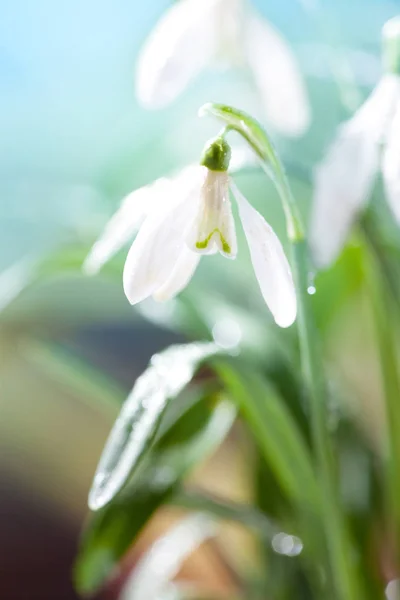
[20,338,125,417]
[88,342,219,511]
[74,396,236,595]
[255,450,289,521]
[214,359,319,510]
[171,487,275,541]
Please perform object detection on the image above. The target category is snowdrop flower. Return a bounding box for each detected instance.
[310,16,400,269]
[84,137,297,328]
[135,0,310,137]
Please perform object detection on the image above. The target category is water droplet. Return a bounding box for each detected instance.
[272,532,303,556]
[138,298,176,325]
[152,466,176,488]
[94,472,107,489]
[88,474,109,511]
[307,271,316,295]
[212,318,242,350]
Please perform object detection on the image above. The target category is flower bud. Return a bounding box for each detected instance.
[383,16,400,75]
[200,136,231,172]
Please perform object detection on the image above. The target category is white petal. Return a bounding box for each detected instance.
[153,246,200,302]
[310,131,378,268]
[119,514,216,600]
[82,178,170,275]
[135,0,222,108]
[244,10,310,137]
[349,74,400,139]
[123,169,202,305]
[310,77,400,269]
[83,165,201,275]
[382,102,400,223]
[231,182,296,328]
[186,170,237,259]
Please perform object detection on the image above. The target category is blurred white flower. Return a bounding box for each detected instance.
[386,579,400,600]
[135,0,310,137]
[310,16,400,269]
[119,514,216,600]
[84,139,297,328]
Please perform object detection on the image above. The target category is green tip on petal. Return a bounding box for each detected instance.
[200,135,231,172]
[195,228,231,254]
[383,16,400,75]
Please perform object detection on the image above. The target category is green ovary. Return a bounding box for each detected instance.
[195,228,231,254]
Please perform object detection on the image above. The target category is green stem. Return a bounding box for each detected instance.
[276,180,362,600]
[266,165,304,243]
[360,210,400,306]
[292,240,360,600]
[361,222,400,561]
[199,104,363,597]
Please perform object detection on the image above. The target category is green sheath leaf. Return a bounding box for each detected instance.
[199,103,281,176]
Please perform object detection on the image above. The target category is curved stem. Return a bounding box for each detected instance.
[200,103,304,240]
[260,163,304,242]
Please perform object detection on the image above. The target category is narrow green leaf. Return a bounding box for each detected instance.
[74,397,236,594]
[255,450,289,521]
[171,487,275,541]
[215,360,319,510]
[21,338,125,417]
[89,342,219,511]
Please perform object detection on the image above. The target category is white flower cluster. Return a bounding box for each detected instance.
[84,5,400,332]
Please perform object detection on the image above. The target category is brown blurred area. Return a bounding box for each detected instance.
[0,323,178,599]
[0,323,251,599]
[0,467,112,600]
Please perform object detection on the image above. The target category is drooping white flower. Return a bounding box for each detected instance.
[310,16,400,269]
[84,137,297,328]
[135,0,310,137]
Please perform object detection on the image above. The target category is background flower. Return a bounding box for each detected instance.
[311,74,400,268]
[135,0,311,136]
